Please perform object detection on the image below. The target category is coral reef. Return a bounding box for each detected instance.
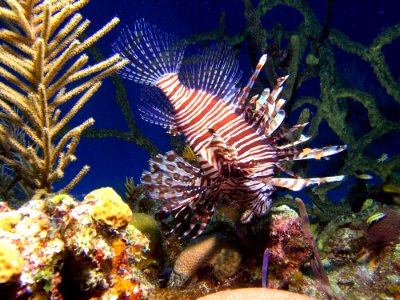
[0,188,153,299]
[0,0,127,195]
[321,224,400,299]
[143,199,399,299]
[129,212,162,258]
[264,205,313,289]
[0,239,23,284]
[325,227,364,265]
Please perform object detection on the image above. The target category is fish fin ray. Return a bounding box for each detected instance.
[113,19,185,85]
[138,87,180,135]
[179,44,242,102]
[234,54,267,110]
[270,176,346,191]
[141,150,218,239]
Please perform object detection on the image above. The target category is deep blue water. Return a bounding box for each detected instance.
[54,0,400,198]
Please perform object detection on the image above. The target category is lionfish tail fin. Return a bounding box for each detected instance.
[270,175,346,191]
[141,151,216,239]
[112,19,185,85]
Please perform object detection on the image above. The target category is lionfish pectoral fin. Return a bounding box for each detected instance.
[269,175,346,191]
[179,44,242,103]
[240,196,273,223]
[240,209,254,223]
[138,86,181,135]
[169,191,217,239]
[179,200,216,239]
[112,19,186,86]
[141,150,202,201]
[232,180,274,223]
[141,150,217,239]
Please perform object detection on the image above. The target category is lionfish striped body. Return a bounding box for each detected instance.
[113,20,347,238]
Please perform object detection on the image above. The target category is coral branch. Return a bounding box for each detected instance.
[0,0,127,193]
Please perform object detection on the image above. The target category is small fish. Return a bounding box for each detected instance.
[377,153,388,163]
[366,212,386,228]
[113,19,347,238]
[382,184,400,194]
[355,173,373,180]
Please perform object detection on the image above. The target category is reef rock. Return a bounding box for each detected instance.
[0,187,153,299]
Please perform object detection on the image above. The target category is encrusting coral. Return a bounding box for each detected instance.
[0,0,127,194]
[0,187,153,299]
[0,239,23,284]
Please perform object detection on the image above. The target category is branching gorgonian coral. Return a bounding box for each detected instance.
[0,0,127,193]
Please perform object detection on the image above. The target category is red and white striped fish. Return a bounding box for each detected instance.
[113,20,347,238]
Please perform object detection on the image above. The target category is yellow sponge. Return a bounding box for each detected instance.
[0,240,23,283]
[84,187,132,229]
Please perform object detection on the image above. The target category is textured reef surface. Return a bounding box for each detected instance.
[0,0,399,299]
[0,191,399,299]
[0,188,152,299]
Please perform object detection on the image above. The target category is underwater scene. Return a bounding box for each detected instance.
[0,0,399,299]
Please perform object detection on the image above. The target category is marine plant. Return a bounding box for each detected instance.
[0,0,127,194]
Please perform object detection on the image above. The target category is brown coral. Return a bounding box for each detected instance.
[169,235,223,287]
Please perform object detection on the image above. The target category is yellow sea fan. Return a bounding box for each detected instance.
[0,0,128,193]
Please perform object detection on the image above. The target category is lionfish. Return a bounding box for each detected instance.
[113,20,347,238]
